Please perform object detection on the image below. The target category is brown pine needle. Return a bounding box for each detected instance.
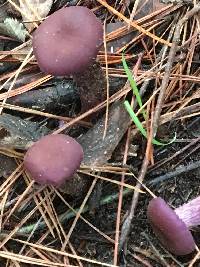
[96,0,172,47]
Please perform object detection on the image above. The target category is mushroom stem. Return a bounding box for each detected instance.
[175,196,200,228]
[74,61,106,115]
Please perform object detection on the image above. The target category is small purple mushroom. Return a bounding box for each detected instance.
[32,6,103,76]
[147,197,198,255]
[24,134,83,187]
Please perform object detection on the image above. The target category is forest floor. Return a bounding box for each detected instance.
[0,0,200,266]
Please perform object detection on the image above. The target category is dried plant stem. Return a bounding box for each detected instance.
[153,4,200,136]
[113,129,131,265]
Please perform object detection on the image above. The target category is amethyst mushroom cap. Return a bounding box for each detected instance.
[32,6,103,76]
[24,134,83,187]
[147,197,196,255]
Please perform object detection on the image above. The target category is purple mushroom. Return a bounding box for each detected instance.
[24,134,83,187]
[147,197,199,255]
[32,6,103,76]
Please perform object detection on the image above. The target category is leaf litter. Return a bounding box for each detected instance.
[0,0,200,266]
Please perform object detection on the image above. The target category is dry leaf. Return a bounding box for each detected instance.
[0,114,50,149]
[20,0,53,32]
[0,3,9,23]
[0,17,28,41]
[134,0,168,20]
[0,154,17,178]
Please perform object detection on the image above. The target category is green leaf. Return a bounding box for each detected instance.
[122,54,146,119]
[124,101,176,146]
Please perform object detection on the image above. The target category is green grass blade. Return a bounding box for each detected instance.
[122,54,146,119]
[124,101,176,146]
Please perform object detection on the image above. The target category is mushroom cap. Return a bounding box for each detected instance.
[147,197,195,255]
[32,6,103,76]
[24,134,83,187]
